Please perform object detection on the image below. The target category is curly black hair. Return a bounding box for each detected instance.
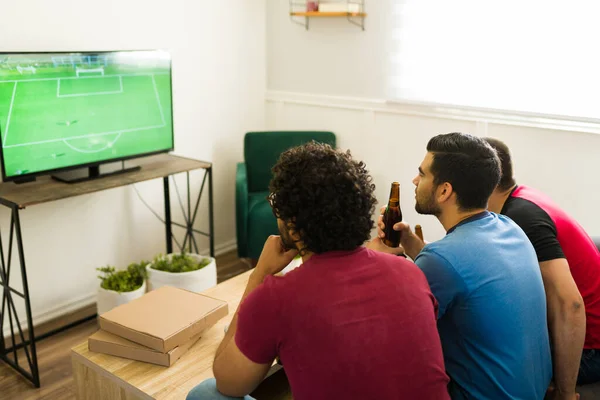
[269,142,376,254]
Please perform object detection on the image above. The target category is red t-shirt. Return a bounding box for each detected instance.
[502,185,600,348]
[235,247,450,400]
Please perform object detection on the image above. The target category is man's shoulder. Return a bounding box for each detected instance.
[246,272,300,308]
[504,193,546,216]
[502,195,554,232]
[421,215,530,265]
[363,249,433,284]
[268,266,304,288]
[511,185,548,203]
[366,247,422,269]
[416,243,456,271]
[507,185,562,217]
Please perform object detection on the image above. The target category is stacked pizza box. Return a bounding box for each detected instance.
[88,286,228,367]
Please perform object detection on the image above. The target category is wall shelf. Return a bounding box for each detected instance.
[290,12,367,17]
[289,1,366,30]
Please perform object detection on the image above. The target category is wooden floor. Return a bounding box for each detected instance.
[0,250,291,400]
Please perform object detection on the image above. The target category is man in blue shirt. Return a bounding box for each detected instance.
[369,132,552,399]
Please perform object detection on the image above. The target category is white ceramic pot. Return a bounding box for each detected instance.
[147,253,217,293]
[97,280,146,316]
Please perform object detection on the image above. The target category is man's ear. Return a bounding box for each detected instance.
[436,182,454,204]
[290,230,302,243]
[285,220,301,242]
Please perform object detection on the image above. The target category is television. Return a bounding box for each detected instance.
[0,50,174,183]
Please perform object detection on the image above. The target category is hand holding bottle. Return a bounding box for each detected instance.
[377,208,425,260]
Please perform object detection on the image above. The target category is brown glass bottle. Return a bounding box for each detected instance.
[415,225,424,242]
[383,182,403,247]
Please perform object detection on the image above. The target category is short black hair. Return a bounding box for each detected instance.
[483,137,516,191]
[426,132,500,211]
[269,142,376,254]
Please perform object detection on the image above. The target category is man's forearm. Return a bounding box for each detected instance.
[549,300,586,395]
[214,270,267,361]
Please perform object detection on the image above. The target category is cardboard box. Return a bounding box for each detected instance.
[88,330,202,367]
[99,286,228,353]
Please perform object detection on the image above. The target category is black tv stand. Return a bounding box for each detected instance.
[51,163,141,184]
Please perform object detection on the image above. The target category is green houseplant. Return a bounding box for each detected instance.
[97,261,148,292]
[147,251,217,293]
[96,261,149,315]
[150,252,210,273]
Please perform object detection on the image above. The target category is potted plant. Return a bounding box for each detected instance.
[146,252,217,293]
[96,261,148,315]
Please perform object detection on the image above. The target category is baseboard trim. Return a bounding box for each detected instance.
[3,241,238,339]
[178,239,237,258]
[2,302,98,343]
[3,292,97,339]
[213,239,237,256]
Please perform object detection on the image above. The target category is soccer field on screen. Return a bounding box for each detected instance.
[0,52,173,178]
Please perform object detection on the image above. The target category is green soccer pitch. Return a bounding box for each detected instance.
[0,63,173,179]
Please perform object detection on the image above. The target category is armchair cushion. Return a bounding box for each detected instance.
[235,162,249,257]
[244,131,336,193]
[236,131,336,259]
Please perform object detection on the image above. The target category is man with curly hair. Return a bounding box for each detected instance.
[371,132,552,399]
[187,142,450,400]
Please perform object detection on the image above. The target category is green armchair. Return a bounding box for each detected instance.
[236,131,336,259]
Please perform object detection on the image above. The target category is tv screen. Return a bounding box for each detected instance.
[0,50,174,181]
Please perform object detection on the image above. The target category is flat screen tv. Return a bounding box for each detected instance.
[0,50,174,183]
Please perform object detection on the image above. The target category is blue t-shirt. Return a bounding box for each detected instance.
[415,211,552,400]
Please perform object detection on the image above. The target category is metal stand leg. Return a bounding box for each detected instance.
[164,177,173,254]
[0,205,40,387]
[208,167,214,258]
[169,168,214,258]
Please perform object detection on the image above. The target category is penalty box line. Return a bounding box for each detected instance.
[56,76,123,98]
[3,73,166,147]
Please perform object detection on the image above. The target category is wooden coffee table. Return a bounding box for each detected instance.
[71,270,281,399]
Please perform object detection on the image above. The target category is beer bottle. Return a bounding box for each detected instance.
[415,225,424,242]
[383,182,403,248]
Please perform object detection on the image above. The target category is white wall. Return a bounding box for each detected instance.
[268,0,393,98]
[1,0,266,331]
[267,1,600,243]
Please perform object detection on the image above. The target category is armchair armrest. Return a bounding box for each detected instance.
[236,162,249,258]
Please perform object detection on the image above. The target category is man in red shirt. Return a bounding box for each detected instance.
[186,142,450,400]
[485,138,600,396]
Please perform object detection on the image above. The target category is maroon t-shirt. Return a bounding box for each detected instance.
[235,247,450,400]
[502,185,600,348]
